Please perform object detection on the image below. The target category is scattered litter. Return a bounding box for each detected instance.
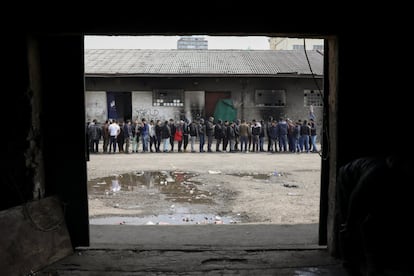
[97,181,106,185]
[90,214,239,225]
[135,171,144,176]
[111,179,121,192]
[287,192,302,196]
[283,183,298,188]
[208,170,221,174]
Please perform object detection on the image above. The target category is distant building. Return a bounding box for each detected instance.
[84,49,324,135]
[269,38,324,51]
[177,36,208,50]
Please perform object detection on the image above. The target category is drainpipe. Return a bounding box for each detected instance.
[241,79,248,120]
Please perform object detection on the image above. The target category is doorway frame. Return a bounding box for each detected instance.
[42,33,338,254]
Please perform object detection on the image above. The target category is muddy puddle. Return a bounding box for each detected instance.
[88,170,213,204]
[88,171,242,225]
[88,170,297,225]
[229,171,293,178]
[229,171,296,186]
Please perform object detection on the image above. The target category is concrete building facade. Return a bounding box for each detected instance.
[85,49,324,127]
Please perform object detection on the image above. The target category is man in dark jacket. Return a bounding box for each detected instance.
[206,117,214,152]
[88,119,101,153]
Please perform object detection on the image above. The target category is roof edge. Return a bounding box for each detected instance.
[85,73,323,78]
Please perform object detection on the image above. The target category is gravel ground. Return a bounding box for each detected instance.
[87,150,322,225]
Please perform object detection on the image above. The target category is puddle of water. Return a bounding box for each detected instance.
[88,171,213,204]
[229,171,290,179]
[229,173,272,180]
[90,213,240,225]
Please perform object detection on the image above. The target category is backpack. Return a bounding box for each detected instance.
[174,129,183,141]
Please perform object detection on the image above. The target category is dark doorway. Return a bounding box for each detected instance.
[107,92,132,121]
[205,91,231,120]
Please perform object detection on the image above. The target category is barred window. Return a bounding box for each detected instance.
[153,89,184,107]
[304,89,323,107]
[255,90,286,107]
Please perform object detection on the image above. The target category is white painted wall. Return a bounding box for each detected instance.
[131,91,183,122]
[85,91,107,123]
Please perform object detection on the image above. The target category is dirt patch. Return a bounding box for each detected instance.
[87,152,321,225]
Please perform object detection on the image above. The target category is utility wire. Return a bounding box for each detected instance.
[303,39,329,160]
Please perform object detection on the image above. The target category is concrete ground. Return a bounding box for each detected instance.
[38,224,348,275]
[87,150,323,225]
[37,149,351,275]
[88,224,320,250]
[36,148,413,275]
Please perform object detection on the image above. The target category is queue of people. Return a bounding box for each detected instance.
[86,116,320,154]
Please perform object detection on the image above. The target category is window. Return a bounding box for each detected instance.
[255,90,286,106]
[304,89,323,107]
[153,89,184,106]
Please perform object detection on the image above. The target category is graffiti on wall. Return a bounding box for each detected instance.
[133,108,184,122]
[134,108,159,121]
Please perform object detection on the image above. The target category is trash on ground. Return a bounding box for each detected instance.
[283,183,298,188]
[208,170,221,174]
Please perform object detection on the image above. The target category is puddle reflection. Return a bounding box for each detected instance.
[88,171,213,204]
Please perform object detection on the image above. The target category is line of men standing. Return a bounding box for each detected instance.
[87,116,319,154]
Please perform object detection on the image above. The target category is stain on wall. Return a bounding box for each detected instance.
[85,91,107,123]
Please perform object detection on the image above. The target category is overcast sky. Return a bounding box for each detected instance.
[85,35,270,50]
